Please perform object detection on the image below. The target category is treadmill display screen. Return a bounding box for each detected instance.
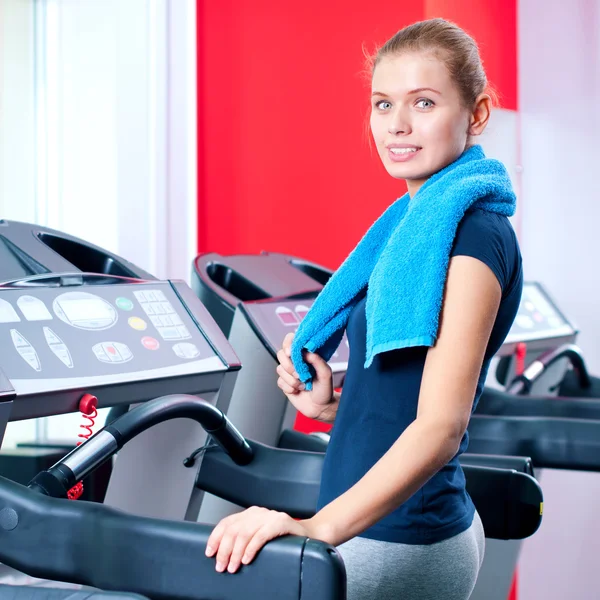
[243,297,350,372]
[61,298,113,322]
[504,282,575,344]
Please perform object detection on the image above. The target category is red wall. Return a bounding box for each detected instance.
[196,0,517,435]
[197,1,517,268]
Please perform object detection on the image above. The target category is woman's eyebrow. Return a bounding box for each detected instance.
[371,87,442,97]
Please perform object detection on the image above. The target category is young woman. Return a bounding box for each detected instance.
[206,18,523,600]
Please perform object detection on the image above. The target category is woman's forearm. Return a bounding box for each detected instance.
[304,416,463,545]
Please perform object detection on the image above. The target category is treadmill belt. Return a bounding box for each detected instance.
[0,586,147,599]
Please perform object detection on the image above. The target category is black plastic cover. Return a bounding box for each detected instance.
[558,369,600,399]
[468,415,600,471]
[0,476,344,600]
[196,441,542,539]
[277,430,535,476]
[0,220,155,282]
[477,386,600,419]
[459,453,534,476]
[198,441,323,519]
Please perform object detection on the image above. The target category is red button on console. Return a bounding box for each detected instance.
[141,336,160,351]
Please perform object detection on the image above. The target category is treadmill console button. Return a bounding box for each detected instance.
[176,326,191,339]
[43,327,74,368]
[93,344,110,362]
[160,302,174,314]
[11,330,29,348]
[11,330,41,371]
[141,336,160,350]
[116,297,134,311]
[173,343,200,359]
[113,343,133,361]
[134,290,186,340]
[104,344,122,362]
[17,295,53,321]
[21,350,42,371]
[54,348,74,368]
[43,327,61,346]
[276,306,299,326]
[159,315,173,327]
[515,315,534,329]
[150,315,162,328]
[92,342,133,364]
[0,299,20,323]
[295,304,310,321]
[160,327,181,340]
[128,316,147,331]
[151,302,165,315]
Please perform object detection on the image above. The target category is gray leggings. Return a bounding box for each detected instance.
[336,512,485,600]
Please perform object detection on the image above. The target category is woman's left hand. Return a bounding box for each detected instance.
[205,506,319,573]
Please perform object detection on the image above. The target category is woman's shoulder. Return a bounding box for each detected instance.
[452,208,522,292]
[458,208,517,241]
[455,208,520,255]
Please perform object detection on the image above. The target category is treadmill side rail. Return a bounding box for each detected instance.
[0,476,344,600]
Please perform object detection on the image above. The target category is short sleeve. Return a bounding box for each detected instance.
[451,209,515,292]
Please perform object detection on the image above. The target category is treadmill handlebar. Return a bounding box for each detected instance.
[0,272,147,288]
[28,395,254,498]
[508,343,591,394]
[0,476,346,600]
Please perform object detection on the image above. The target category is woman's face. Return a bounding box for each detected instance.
[370,51,472,196]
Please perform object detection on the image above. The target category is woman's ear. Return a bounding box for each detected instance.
[468,94,492,137]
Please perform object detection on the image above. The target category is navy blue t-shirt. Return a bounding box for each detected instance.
[317,208,523,545]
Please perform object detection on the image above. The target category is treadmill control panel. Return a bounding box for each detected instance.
[0,282,225,392]
[504,282,575,345]
[243,298,349,372]
[244,283,574,363]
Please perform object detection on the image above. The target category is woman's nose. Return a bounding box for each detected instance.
[388,108,411,135]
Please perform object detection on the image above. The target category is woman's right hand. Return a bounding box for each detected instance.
[276,332,336,422]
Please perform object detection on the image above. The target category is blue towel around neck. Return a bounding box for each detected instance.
[291,145,516,390]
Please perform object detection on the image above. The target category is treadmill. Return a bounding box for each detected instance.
[193,251,345,446]
[0,224,544,598]
[192,252,579,443]
[0,220,244,524]
[191,251,600,600]
[0,222,346,598]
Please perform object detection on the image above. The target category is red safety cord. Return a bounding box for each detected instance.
[67,393,98,501]
[515,342,527,377]
[508,342,527,600]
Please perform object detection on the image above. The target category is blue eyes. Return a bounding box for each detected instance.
[374,98,434,110]
[416,98,434,109]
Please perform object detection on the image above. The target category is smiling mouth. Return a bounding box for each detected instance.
[389,147,420,155]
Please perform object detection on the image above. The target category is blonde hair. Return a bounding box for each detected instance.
[370,18,497,108]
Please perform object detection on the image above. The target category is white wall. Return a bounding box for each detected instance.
[0,0,36,223]
[0,0,38,447]
[518,2,600,598]
[35,0,197,282]
[479,107,521,237]
[0,0,197,447]
[519,0,600,371]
